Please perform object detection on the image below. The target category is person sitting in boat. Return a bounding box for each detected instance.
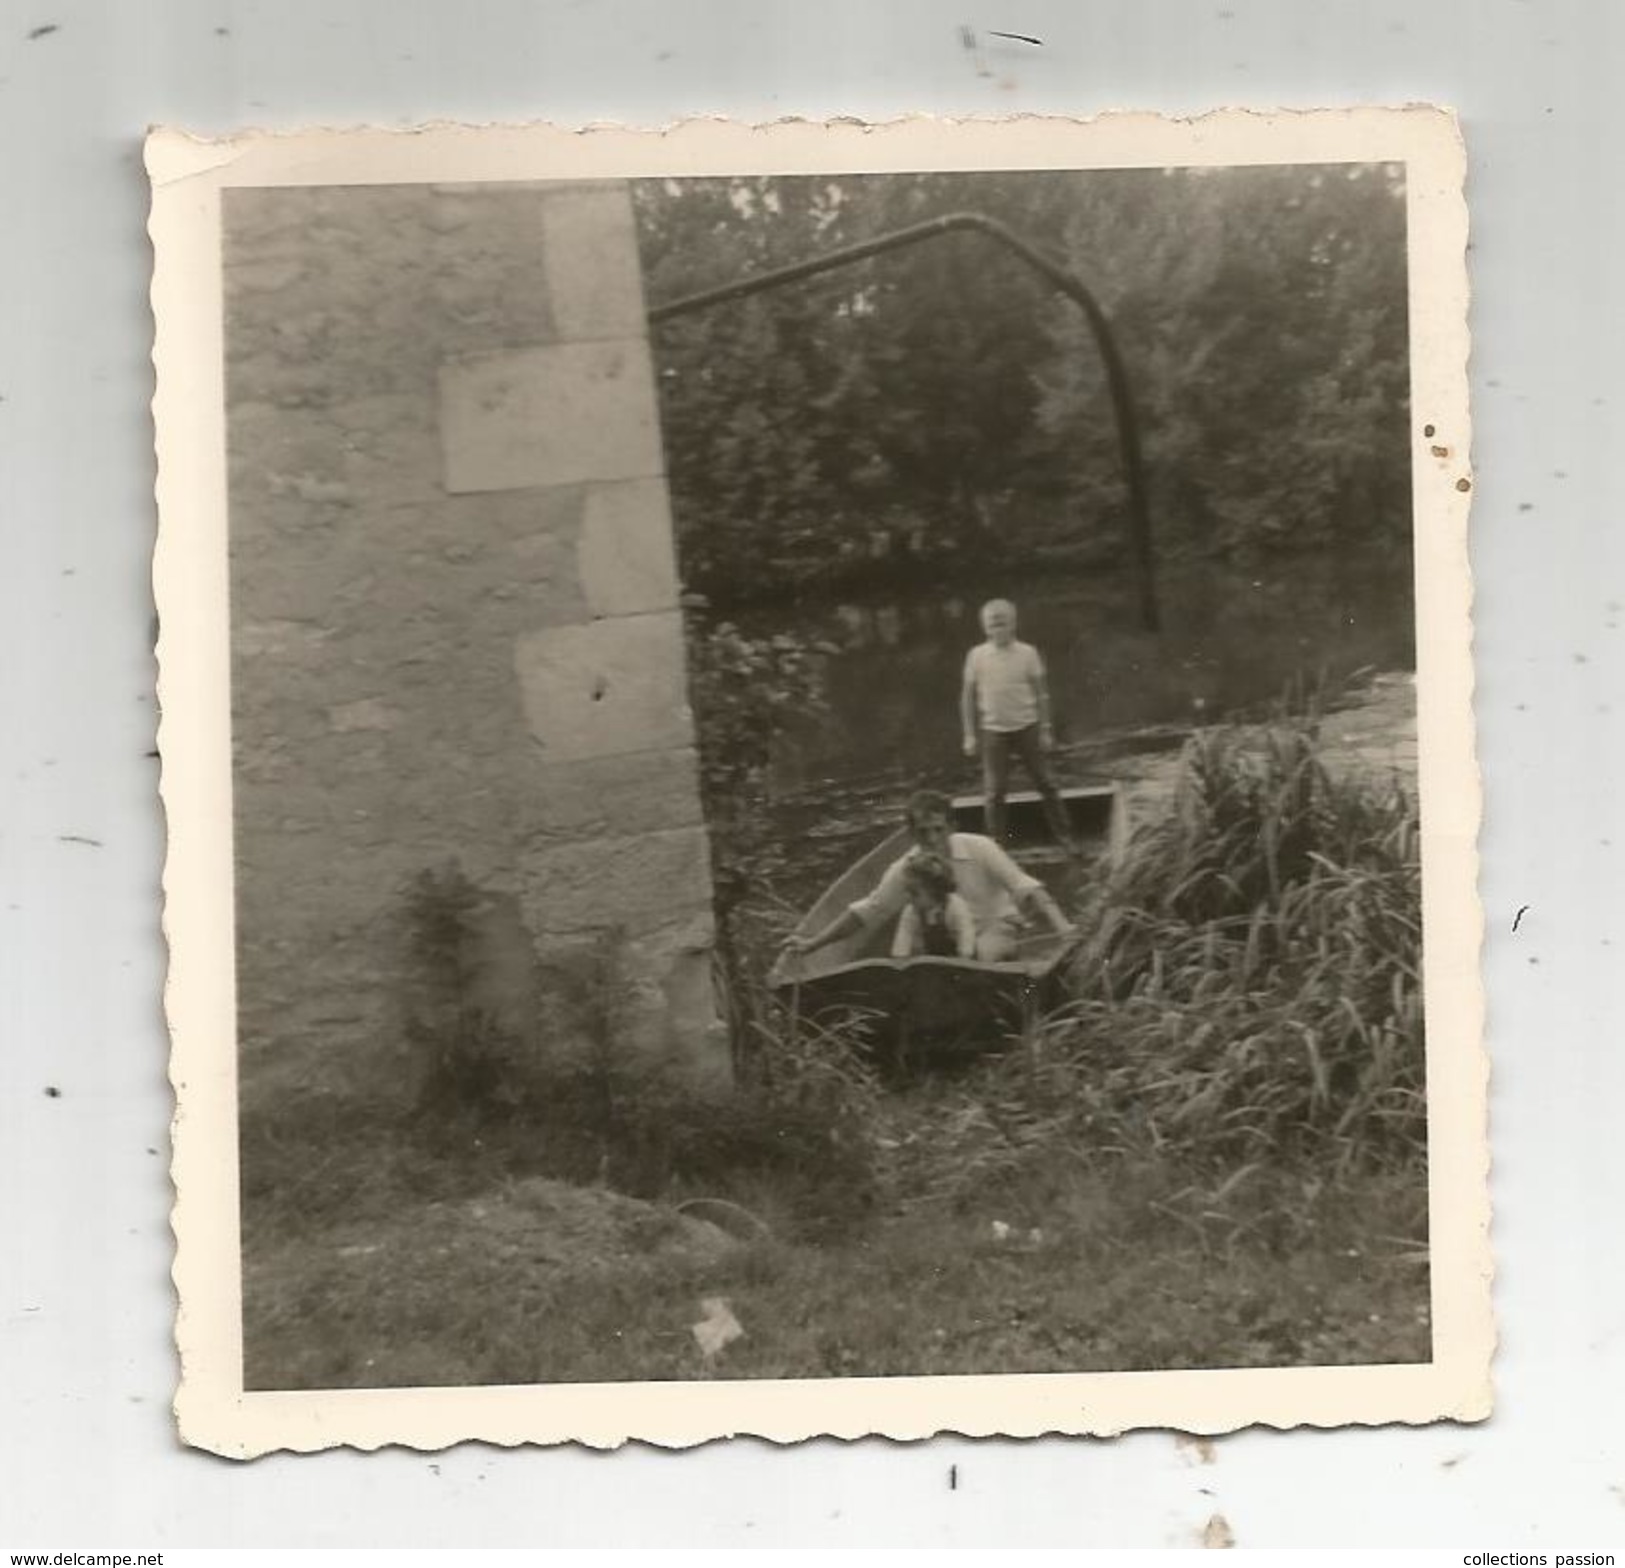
[960,597,1078,852]
[785,789,1075,964]
[892,852,978,959]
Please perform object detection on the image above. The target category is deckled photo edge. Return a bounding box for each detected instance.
[149,131,247,1448]
[150,107,1488,1458]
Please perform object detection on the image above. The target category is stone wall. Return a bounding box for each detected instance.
[224,181,725,1088]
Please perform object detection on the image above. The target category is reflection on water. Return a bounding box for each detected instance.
[740,555,1415,793]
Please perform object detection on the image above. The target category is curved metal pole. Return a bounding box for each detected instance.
[648,210,1159,632]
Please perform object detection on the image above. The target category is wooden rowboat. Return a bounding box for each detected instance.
[769,785,1126,1044]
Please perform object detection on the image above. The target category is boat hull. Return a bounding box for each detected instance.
[768,784,1122,1048]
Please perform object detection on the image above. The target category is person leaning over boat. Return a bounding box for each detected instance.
[783,789,1075,965]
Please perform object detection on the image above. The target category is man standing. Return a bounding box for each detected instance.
[961,598,1076,851]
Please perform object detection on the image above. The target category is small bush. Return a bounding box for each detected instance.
[393,862,883,1231]
[400,863,529,1115]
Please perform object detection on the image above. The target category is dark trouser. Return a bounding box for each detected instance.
[982,725,1072,847]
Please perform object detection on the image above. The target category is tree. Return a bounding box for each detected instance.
[1041,163,1411,559]
[634,162,1412,602]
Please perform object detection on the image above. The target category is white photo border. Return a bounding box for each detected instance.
[150,108,1488,1457]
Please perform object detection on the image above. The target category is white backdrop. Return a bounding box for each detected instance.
[3,0,1622,1548]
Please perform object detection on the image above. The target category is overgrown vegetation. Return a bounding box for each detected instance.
[682,616,840,1059]
[859,709,1425,1250]
[1075,716,1424,1168]
[240,712,1429,1390]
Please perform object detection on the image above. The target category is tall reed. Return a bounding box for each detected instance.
[882,713,1426,1207]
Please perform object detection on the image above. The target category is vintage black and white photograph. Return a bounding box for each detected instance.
[151,113,1487,1452]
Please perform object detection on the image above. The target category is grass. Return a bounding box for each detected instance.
[244,1155,1427,1390]
[239,701,1431,1391]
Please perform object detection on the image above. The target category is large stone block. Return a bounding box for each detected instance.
[333,492,591,631]
[521,827,714,938]
[525,746,704,839]
[235,620,334,660]
[590,914,729,1089]
[514,612,693,762]
[332,395,445,507]
[438,341,663,494]
[576,479,681,617]
[229,518,384,623]
[225,186,560,409]
[425,187,557,357]
[540,185,648,341]
[229,394,443,522]
[328,698,402,733]
[227,398,351,492]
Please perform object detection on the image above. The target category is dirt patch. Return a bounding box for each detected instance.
[458,1177,739,1273]
[247,1175,738,1306]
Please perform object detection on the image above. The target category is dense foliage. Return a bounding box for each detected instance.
[680,618,838,1051]
[634,164,1410,605]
